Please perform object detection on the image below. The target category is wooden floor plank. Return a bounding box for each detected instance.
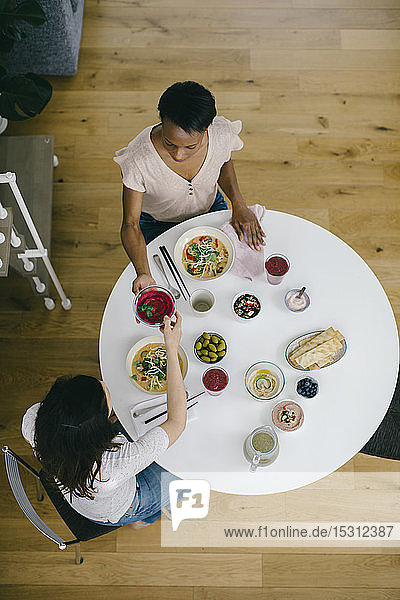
[261,554,400,588]
[294,0,400,7]
[81,27,342,50]
[259,92,400,114]
[0,586,194,600]
[0,519,117,553]
[341,29,400,49]
[299,70,400,93]
[74,48,251,74]
[297,136,400,162]
[0,552,262,586]
[86,0,400,7]
[19,310,103,339]
[85,0,293,8]
[251,49,400,70]
[83,6,400,30]
[284,489,399,521]
[194,589,400,600]
[7,111,108,136]
[49,68,297,93]
[329,208,400,236]
[235,160,385,185]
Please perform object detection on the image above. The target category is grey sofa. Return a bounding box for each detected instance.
[6,0,85,76]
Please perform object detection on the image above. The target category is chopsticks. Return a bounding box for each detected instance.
[159,245,191,302]
[145,401,198,425]
[144,391,205,424]
[132,391,189,418]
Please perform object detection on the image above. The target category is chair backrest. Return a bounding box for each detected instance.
[2,445,67,550]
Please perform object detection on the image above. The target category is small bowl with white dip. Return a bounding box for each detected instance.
[244,361,285,401]
[285,289,310,313]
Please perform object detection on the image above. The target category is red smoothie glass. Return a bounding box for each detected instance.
[265,254,290,285]
[202,367,229,396]
[134,285,175,327]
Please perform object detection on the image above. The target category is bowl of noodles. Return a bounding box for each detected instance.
[126,336,188,394]
[174,226,235,281]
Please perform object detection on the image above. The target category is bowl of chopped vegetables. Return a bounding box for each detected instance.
[126,336,188,394]
[174,226,235,281]
[232,292,262,321]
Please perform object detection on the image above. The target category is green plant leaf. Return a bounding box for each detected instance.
[14,1,47,27]
[5,23,25,41]
[0,72,52,120]
[0,1,46,44]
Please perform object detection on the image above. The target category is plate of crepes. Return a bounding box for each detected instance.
[174,226,235,280]
[126,336,188,394]
[285,327,346,371]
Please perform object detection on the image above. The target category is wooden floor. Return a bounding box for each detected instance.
[1,0,399,597]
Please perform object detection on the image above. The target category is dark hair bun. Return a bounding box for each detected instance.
[158,81,216,133]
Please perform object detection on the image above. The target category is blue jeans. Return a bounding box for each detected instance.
[90,462,179,526]
[140,188,228,245]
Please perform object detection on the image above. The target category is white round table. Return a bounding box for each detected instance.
[99,210,399,495]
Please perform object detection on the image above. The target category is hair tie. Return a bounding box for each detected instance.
[61,423,80,430]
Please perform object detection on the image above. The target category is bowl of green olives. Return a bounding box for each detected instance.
[194,332,227,364]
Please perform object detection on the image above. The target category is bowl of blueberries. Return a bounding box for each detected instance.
[296,376,319,399]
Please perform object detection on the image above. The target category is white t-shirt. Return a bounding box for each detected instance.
[113,115,244,222]
[21,403,170,523]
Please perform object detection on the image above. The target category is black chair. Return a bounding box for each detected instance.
[360,367,400,460]
[2,446,121,564]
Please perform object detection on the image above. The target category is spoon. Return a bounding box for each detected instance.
[296,286,306,299]
[152,254,181,300]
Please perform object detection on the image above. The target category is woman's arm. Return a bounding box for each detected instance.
[158,314,187,447]
[218,159,266,251]
[121,185,156,293]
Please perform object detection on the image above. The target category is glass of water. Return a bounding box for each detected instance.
[189,289,215,317]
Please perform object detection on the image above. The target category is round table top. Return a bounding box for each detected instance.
[99,209,399,495]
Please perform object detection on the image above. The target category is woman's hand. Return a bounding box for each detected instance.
[132,273,156,295]
[231,203,266,251]
[160,312,182,352]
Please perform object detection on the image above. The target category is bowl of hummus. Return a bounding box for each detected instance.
[272,400,304,431]
[244,361,285,401]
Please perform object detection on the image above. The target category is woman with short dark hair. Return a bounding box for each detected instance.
[22,314,185,529]
[115,81,265,294]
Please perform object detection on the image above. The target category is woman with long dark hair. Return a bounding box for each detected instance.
[115,80,266,295]
[22,314,185,528]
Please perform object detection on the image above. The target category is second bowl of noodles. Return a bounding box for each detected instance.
[126,336,189,394]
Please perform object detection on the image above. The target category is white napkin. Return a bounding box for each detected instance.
[129,392,199,440]
[220,204,267,280]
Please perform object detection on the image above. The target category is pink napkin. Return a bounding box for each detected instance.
[221,204,267,281]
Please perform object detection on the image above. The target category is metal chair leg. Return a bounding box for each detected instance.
[35,478,44,502]
[74,542,83,565]
[161,506,172,520]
